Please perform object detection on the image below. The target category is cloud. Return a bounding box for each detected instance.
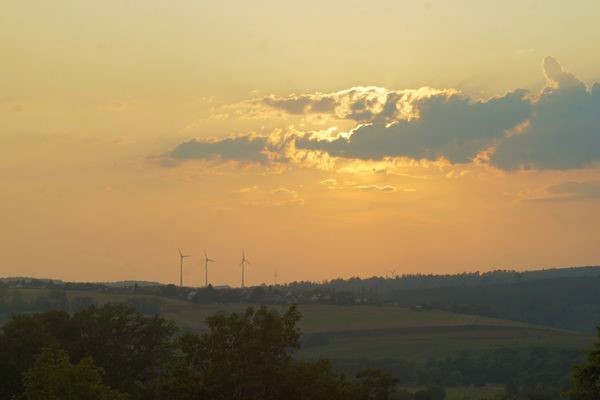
[162,58,600,172]
[335,159,435,177]
[317,178,398,193]
[490,63,600,170]
[296,57,599,170]
[263,95,335,115]
[270,187,305,206]
[255,86,447,122]
[319,178,338,186]
[168,135,270,163]
[239,185,258,193]
[542,56,586,90]
[162,129,334,171]
[354,185,397,193]
[296,90,531,163]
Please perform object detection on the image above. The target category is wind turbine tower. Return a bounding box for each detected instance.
[239,249,251,288]
[204,251,216,288]
[178,248,190,287]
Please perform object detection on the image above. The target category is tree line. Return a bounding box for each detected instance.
[0,303,431,400]
[4,267,600,333]
[1,303,600,399]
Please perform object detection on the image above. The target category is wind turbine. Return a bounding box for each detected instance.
[239,249,251,288]
[204,250,216,288]
[178,248,189,287]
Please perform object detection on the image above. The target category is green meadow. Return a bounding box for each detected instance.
[8,288,593,363]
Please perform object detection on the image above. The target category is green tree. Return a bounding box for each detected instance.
[69,303,177,399]
[176,305,301,400]
[283,359,358,400]
[571,327,600,399]
[22,347,127,400]
[0,310,75,398]
[0,304,176,400]
[160,305,358,400]
[356,368,399,400]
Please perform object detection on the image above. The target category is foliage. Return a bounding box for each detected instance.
[356,368,399,400]
[282,359,358,400]
[22,347,127,400]
[69,303,177,397]
[0,303,176,400]
[0,310,73,398]
[570,327,600,399]
[0,291,595,400]
[158,305,359,400]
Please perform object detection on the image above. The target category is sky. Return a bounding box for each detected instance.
[1,1,600,286]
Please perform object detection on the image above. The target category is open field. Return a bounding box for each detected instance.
[298,324,591,361]
[160,301,538,333]
[6,288,594,363]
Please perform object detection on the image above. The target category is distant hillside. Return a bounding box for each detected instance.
[2,265,600,332]
[0,277,162,288]
[0,277,64,285]
[280,266,600,333]
[4,265,600,292]
[384,276,600,333]
[284,265,600,293]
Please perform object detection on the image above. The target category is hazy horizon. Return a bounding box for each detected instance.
[2,1,600,287]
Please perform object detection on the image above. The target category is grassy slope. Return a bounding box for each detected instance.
[9,288,594,362]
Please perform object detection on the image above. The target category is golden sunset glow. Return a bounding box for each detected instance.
[1,0,600,287]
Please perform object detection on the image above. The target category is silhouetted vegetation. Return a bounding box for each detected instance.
[22,347,128,400]
[3,268,600,398]
[570,327,600,399]
[2,301,599,399]
[0,304,416,400]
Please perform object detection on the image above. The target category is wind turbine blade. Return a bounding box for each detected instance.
[178,248,183,257]
[245,259,251,265]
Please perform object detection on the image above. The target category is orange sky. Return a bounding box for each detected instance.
[1,1,599,286]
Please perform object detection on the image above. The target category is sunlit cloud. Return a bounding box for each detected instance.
[319,178,338,186]
[270,187,305,206]
[227,86,449,123]
[239,185,258,193]
[335,159,438,177]
[161,58,599,173]
[490,58,600,170]
[317,178,400,194]
[354,185,397,193]
[296,89,531,164]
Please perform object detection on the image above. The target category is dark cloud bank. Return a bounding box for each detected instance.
[166,58,600,171]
